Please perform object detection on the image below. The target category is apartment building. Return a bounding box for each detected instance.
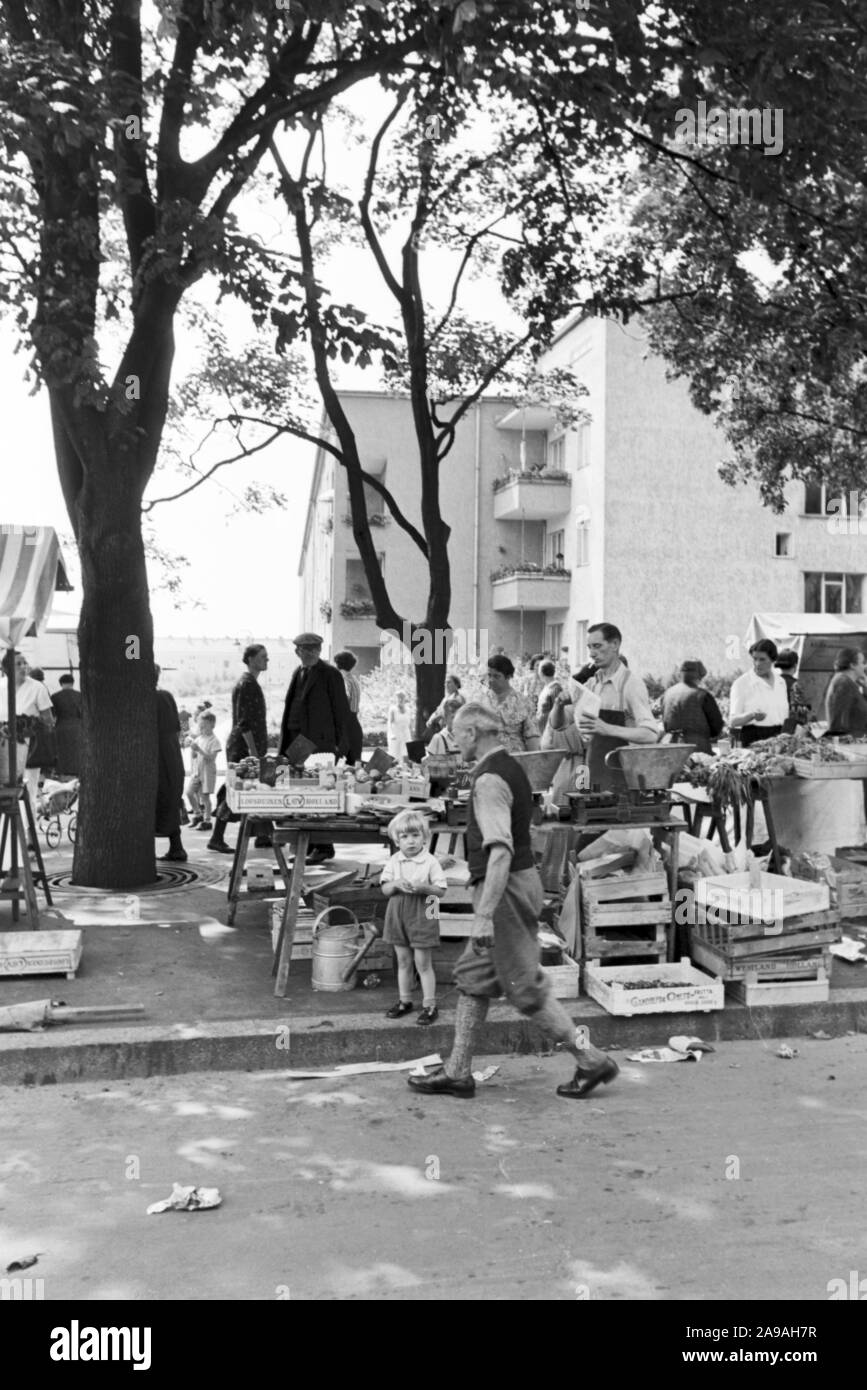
[298,393,558,674]
[299,320,867,679]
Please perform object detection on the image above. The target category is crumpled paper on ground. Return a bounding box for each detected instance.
[146,1184,222,1215]
[830,936,867,963]
[777,1044,799,1059]
[628,1036,715,1064]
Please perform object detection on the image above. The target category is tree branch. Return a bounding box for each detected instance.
[110,0,157,277]
[358,91,409,304]
[436,329,534,457]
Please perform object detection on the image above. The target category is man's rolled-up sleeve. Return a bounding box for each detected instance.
[474,773,514,856]
[624,675,659,733]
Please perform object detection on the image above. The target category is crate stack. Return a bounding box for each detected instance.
[689,872,841,1005]
[578,862,671,965]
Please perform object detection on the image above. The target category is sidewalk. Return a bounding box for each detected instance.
[1,835,866,1086]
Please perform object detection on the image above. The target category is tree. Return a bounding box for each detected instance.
[0,0,564,885]
[160,15,682,732]
[1,0,813,885]
[617,0,867,511]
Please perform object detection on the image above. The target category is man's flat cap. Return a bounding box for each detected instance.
[293,632,323,646]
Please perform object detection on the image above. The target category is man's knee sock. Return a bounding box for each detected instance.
[530,996,607,1067]
[446,993,489,1080]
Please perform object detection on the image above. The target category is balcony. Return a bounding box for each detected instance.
[491,566,571,612]
[493,470,572,521]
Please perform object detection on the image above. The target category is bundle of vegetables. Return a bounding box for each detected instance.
[685,743,801,805]
[790,741,848,763]
[233,756,261,782]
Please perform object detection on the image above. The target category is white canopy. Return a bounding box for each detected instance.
[0,527,71,649]
[746,612,867,659]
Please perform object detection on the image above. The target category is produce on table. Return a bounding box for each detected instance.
[684,731,848,805]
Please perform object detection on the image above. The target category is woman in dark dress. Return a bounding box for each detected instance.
[661,660,724,755]
[51,673,83,776]
[155,666,186,862]
[825,648,867,735]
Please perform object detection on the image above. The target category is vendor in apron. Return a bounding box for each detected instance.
[577,625,660,792]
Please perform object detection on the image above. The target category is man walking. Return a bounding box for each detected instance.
[279,633,351,864]
[208,643,270,854]
[408,702,618,1100]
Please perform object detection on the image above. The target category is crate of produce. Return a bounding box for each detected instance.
[582,920,668,961]
[792,757,867,779]
[726,962,830,1006]
[227,784,344,814]
[694,871,829,922]
[542,959,582,999]
[690,933,834,983]
[0,929,83,979]
[582,957,724,1016]
[423,753,462,780]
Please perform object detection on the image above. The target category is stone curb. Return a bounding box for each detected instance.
[1,990,865,1086]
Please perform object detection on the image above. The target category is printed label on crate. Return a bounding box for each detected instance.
[227,787,343,813]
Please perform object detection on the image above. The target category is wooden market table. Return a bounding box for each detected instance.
[671,780,785,873]
[225,813,390,997]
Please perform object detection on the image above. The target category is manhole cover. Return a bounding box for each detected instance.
[46,862,229,893]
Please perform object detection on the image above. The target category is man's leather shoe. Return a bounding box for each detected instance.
[556,1058,619,1099]
[306,846,335,864]
[207,840,234,854]
[407,1066,475,1098]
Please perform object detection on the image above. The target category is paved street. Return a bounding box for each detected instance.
[1,1035,865,1302]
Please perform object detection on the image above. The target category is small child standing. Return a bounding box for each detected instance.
[186,711,221,830]
[380,809,447,1025]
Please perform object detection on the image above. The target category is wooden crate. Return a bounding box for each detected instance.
[726,965,830,1006]
[0,929,83,979]
[695,871,829,922]
[582,957,724,1016]
[690,934,833,982]
[818,856,867,918]
[692,908,840,957]
[542,960,581,999]
[582,921,668,961]
[580,870,668,903]
[582,899,671,928]
[792,758,867,779]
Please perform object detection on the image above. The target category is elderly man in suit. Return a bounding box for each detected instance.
[279,633,351,864]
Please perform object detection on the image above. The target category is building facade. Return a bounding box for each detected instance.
[298,393,556,675]
[299,322,867,680]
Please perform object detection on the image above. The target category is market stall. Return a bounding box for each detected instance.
[0,526,71,929]
[746,612,867,722]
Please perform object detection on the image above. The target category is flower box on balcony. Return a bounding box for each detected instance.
[339,600,377,618]
[490,568,571,612]
[493,471,572,521]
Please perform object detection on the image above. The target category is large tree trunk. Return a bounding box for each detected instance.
[414,656,446,738]
[72,440,158,888]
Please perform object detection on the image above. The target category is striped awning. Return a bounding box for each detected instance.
[0,527,72,649]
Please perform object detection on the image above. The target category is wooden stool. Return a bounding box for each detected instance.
[0,785,53,927]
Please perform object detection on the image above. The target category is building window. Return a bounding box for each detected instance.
[547,434,566,471]
[345,554,385,602]
[804,483,849,517]
[775,533,792,557]
[545,623,563,657]
[547,529,565,567]
[575,423,590,470]
[804,571,863,614]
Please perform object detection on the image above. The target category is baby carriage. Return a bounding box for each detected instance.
[36,777,79,849]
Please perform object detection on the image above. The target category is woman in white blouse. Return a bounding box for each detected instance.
[729,640,791,747]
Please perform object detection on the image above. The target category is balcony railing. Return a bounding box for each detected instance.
[493,470,571,520]
[490,566,571,612]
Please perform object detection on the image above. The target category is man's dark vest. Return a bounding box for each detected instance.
[466,748,534,883]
